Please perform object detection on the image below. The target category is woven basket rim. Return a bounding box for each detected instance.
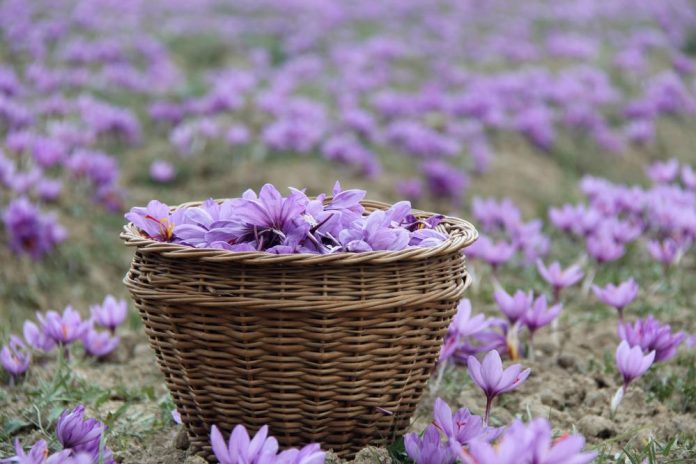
[120,198,478,265]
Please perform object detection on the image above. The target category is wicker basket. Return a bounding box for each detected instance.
[120,199,477,460]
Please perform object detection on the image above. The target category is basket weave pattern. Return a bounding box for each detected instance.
[121,200,477,459]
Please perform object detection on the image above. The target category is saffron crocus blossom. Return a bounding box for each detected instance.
[129,184,445,254]
[440,300,491,363]
[466,235,516,272]
[56,404,115,463]
[494,289,533,325]
[5,439,72,464]
[536,260,584,301]
[125,200,185,242]
[646,239,683,266]
[3,197,67,259]
[468,418,596,464]
[586,233,625,263]
[56,405,107,449]
[210,424,325,464]
[149,159,175,183]
[82,327,120,358]
[618,316,685,362]
[404,425,455,464]
[646,159,680,184]
[171,409,182,425]
[90,295,128,333]
[611,341,655,414]
[467,350,531,424]
[274,443,326,464]
[1,336,31,382]
[523,295,561,361]
[523,296,562,340]
[23,320,56,352]
[37,306,90,346]
[592,279,639,320]
[432,397,499,448]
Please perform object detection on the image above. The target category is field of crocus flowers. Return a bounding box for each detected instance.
[1,0,695,463]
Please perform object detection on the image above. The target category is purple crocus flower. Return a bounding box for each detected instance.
[646,239,682,266]
[56,405,108,455]
[171,409,182,425]
[1,335,31,382]
[611,341,655,414]
[82,327,120,358]
[3,197,67,259]
[523,296,562,339]
[235,184,311,252]
[586,233,625,263]
[440,300,490,363]
[432,397,499,448]
[6,439,72,464]
[36,178,63,202]
[466,420,529,464]
[396,179,423,201]
[469,418,596,464]
[125,200,184,242]
[592,279,639,320]
[548,204,582,234]
[536,260,584,301]
[404,425,455,464]
[338,204,411,252]
[466,236,516,272]
[275,443,326,464]
[149,160,175,183]
[23,320,56,352]
[211,424,277,463]
[37,306,90,345]
[467,350,531,424]
[90,295,128,333]
[618,316,685,363]
[682,165,696,190]
[646,159,680,184]
[494,289,533,325]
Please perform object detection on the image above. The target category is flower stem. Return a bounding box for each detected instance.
[484,397,493,426]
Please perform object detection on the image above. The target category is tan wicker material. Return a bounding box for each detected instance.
[120,199,477,460]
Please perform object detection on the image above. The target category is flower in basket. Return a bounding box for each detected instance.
[125,182,448,254]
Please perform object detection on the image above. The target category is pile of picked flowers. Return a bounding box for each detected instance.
[126,182,448,254]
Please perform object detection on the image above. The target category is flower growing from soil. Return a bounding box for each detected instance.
[5,439,72,464]
[536,260,584,302]
[440,300,491,363]
[618,316,685,362]
[646,238,683,268]
[23,320,56,352]
[2,197,67,259]
[37,306,90,346]
[56,405,107,451]
[90,295,128,333]
[494,289,533,325]
[404,425,455,464]
[523,295,562,358]
[210,424,325,464]
[149,159,175,183]
[611,341,655,415]
[467,418,597,464]
[467,350,531,425]
[81,327,120,358]
[1,335,31,383]
[465,236,516,273]
[432,397,500,447]
[592,278,639,320]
